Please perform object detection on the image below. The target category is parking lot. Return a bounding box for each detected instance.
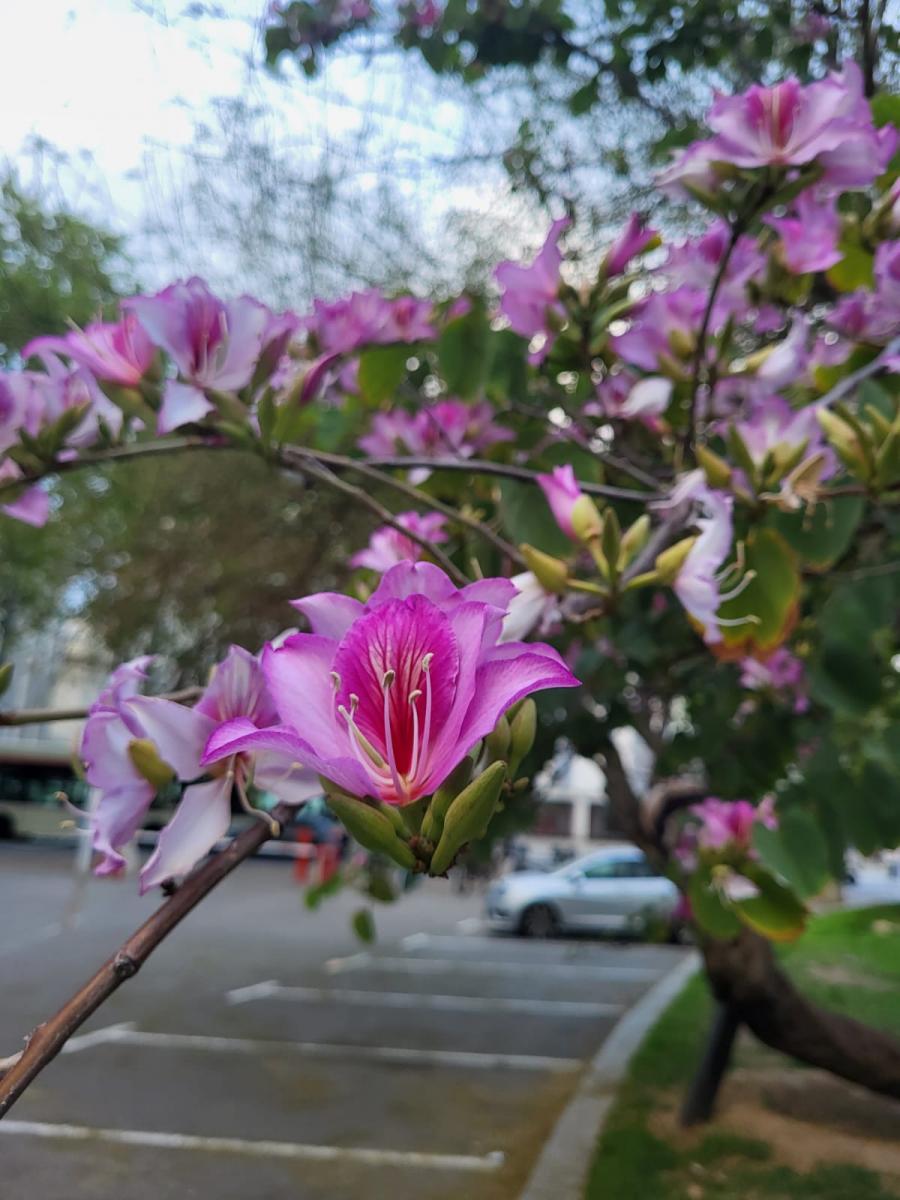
[0,845,686,1199]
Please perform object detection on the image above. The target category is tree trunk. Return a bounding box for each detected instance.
[702,927,900,1100]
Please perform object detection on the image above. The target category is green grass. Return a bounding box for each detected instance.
[585,905,900,1200]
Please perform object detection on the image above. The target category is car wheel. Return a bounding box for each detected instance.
[519,903,559,938]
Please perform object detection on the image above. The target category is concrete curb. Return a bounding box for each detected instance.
[518,951,700,1200]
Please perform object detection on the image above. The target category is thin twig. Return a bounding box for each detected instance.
[0,687,203,728]
[0,802,292,1117]
[279,447,525,567]
[816,335,900,410]
[290,452,469,586]
[0,437,214,497]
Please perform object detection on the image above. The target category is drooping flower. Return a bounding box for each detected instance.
[740,647,809,713]
[24,313,156,387]
[27,362,124,448]
[602,213,658,278]
[610,287,709,374]
[126,278,288,433]
[494,218,569,362]
[202,563,579,807]
[688,795,777,854]
[731,394,836,487]
[0,460,50,527]
[350,511,448,572]
[358,400,512,477]
[665,222,764,317]
[766,188,842,275]
[82,648,317,890]
[593,371,672,428]
[500,572,561,643]
[309,289,434,356]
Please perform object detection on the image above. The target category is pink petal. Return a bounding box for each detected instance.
[124,696,216,780]
[157,381,214,434]
[290,592,365,639]
[140,777,233,893]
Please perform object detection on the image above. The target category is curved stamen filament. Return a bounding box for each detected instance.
[338,694,387,770]
[718,569,756,604]
[381,670,406,801]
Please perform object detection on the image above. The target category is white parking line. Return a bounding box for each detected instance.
[225,981,621,1018]
[0,1121,506,1172]
[55,1022,581,1072]
[325,954,659,982]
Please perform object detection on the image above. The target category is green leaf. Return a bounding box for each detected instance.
[808,642,883,716]
[304,871,344,910]
[437,309,491,398]
[826,242,875,292]
[358,345,409,405]
[768,496,863,571]
[752,810,830,898]
[717,529,800,657]
[351,906,376,943]
[733,866,806,942]
[687,872,742,939]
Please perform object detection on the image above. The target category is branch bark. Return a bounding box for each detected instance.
[0,687,202,727]
[0,801,291,1118]
[702,926,900,1099]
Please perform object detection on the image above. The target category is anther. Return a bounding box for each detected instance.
[382,669,396,689]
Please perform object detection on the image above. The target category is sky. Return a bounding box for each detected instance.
[0,1,518,294]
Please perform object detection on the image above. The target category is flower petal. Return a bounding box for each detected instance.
[457,642,579,749]
[290,592,364,639]
[261,635,345,760]
[125,696,216,780]
[139,777,233,893]
[157,380,214,434]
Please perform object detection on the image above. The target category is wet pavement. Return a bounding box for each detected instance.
[0,844,685,1199]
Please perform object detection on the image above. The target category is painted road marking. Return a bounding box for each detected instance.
[225,981,621,1018]
[0,1121,506,1172]
[324,953,659,982]
[54,1023,581,1072]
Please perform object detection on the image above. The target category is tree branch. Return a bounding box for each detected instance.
[0,687,203,727]
[0,801,292,1118]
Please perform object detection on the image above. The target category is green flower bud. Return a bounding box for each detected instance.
[521,544,569,593]
[484,715,511,764]
[127,739,176,790]
[696,444,733,490]
[570,493,603,542]
[507,698,537,777]
[654,537,697,583]
[324,790,417,870]
[420,757,474,844]
[429,761,507,876]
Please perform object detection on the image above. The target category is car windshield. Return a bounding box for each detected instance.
[557,851,658,879]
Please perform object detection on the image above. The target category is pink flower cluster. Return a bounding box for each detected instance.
[358,399,513,468]
[351,510,448,572]
[81,563,579,890]
[677,795,777,869]
[740,648,809,713]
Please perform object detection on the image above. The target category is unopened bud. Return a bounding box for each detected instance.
[618,514,651,569]
[696,445,732,490]
[521,544,569,593]
[421,757,474,843]
[484,715,511,764]
[429,762,506,876]
[127,739,176,790]
[570,494,603,542]
[507,698,537,777]
[654,537,697,583]
[325,790,417,870]
[818,409,869,478]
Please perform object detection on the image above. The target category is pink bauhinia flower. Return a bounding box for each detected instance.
[690,795,778,853]
[202,562,579,807]
[731,394,836,484]
[494,218,569,362]
[665,222,765,317]
[24,313,155,387]
[500,572,561,642]
[358,401,513,476]
[766,188,842,274]
[0,460,49,527]
[740,647,810,713]
[593,370,672,429]
[309,289,434,355]
[705,61,895,187]
[537,465,587,540]
[81,648,317,891]
[610,286,709,374]
[126,278,291,434]
[350,511,448,572]
[602,213,658,277]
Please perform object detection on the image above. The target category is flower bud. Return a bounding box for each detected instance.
[429,761,507,876]
[484,715,511,764]
[570,493,603,542]
[654,537,698,584]
[818,408,870,478]
[618,514,651,569]
[521,544,569,593]
[420,757,474,844]
[696,445,733,490]
[507,698,537,777]
[127,738,176,790]
[324,790,418,870]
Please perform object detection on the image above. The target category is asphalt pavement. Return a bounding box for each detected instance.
[0,844,686,1199]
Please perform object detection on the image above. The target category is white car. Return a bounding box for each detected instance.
[485,844,680,938]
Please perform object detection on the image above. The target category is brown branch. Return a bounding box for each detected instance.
[0,801,292,1117]
[279,447,525,567]
[0,687,203,728]
[0,436,215,497]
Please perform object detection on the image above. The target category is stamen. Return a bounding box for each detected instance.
[381,669,406,801]
[330,671,341,692]
[420,657,433,783]
[717,614,762,627]
[718,570,756,604]
[338,704,386,768]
